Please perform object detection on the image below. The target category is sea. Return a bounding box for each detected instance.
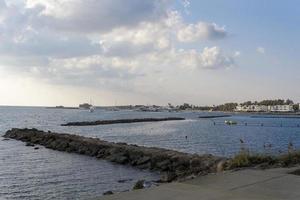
[1,106,300,199]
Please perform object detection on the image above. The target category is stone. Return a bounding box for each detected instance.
[133,180,145,190]
[156,160,171,171]
[103,191,113,195]
[136,156,151,166]
[160,172,177,183]
[118,178,133,183]
[61,117,185,126]
[26,142,35,147]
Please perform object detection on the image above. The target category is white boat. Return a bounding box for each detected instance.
[89,105,95,113]
[225,120,237,125]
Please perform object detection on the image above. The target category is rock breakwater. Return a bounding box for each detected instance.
[61,117,185,126]
[4,128,224,182]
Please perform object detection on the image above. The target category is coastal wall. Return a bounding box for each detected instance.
[61,117,185,126]
[4,128,224,182]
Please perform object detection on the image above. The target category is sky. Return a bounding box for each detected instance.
[0,0,299,106]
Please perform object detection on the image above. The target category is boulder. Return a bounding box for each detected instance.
[136,156,151,166]
[118,178,133,183]
[26,142,35,147]
[103,191,113,195]
[133,180,145,190]
[160,172,177,182]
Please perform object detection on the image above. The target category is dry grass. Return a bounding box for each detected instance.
[227,151,276,169]
[227,150,300,170]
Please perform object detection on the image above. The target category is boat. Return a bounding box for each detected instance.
[225,120,237,125]
[89,105,95,113]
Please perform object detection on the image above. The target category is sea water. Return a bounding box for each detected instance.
[1,106,300,199]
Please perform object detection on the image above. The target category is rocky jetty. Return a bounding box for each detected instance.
[61,117,185,126]
[198,115,231,119]
[4,128,224,182]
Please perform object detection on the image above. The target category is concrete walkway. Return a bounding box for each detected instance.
[98,167,300,200]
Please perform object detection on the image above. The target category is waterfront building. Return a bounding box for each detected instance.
[268,105,294,112]
[235,104,294,112]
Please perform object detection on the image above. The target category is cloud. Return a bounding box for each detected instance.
[257,47,265,54]
[162,46,236,70]
[177,22,227,42]
[0,0,234,93]
[0,30,103,58]
[166,11,227,43]
[234,51,241,57]
[26,0,169,33]
[0,0,7,12]
[181,0,191,14]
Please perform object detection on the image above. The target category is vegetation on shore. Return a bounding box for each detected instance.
[227,151,300,169]
[226,140,300,169]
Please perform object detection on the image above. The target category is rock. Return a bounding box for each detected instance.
[155,160,171,171]
[118,178,133,183]
[111,154,128,164]
[61,117,185,126]
[133,180,145,190]
[103,191,113,195]
[190,157,202,168]
[2,138,9,141]
[142,181,153,188]
[160,172,177,182]
[136,156,151,166]
[34,147,39,150]
[136,162,151,170]
[26,142,35,147]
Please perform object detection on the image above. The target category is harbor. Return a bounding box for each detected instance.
[1,0,300,199]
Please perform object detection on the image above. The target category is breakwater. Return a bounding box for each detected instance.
[61,117,185,126]
[198,115,231,119]
[4,128,223,182]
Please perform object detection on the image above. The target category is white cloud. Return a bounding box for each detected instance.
[181,0,191,14]
[161,46,235,70]
[257,47,265,54]
[0,0,235,94]
[26,0,169,33]
[177,22,227,42]
[181,0,190,9]
[166,11,227,43]
[234,51,241,57]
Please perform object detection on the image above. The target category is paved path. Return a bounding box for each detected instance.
[98,167,300,200]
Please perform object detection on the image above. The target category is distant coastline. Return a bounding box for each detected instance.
[45,106,78,110]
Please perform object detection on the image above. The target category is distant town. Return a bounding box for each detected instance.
[50,99,300,113]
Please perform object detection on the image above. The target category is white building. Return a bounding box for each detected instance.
[236,104,294,112]
[254,105,269,112]
[235,105,268,112]
[268,105,294,112]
